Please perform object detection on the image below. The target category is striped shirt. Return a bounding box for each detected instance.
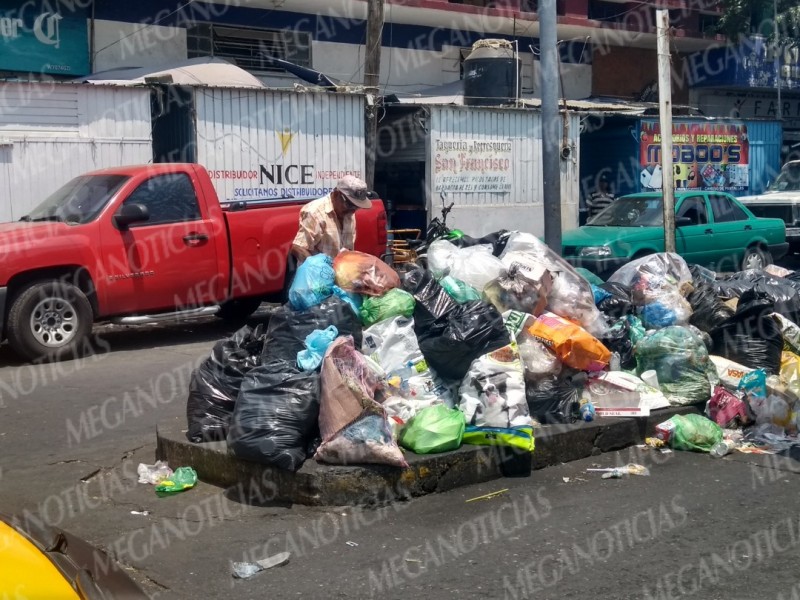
[586,192,615,219]
[292,194,356,259]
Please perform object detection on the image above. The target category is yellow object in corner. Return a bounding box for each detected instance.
[0,521,80,599]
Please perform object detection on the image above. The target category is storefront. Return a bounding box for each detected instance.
[0,0,90,77]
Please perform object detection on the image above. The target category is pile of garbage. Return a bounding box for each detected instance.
[185,233,800,472]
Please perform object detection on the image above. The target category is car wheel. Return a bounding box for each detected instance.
[216,297,263,322]
[741,246,772,271]
[6,281,93,362]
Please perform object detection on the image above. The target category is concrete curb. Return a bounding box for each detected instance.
[156,404,702,506]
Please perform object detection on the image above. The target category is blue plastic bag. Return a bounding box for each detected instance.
[332,285,362,315]
[640,302,677,328]
[297,326,339,371]
[592,284,612,305]
[289,254,335,311]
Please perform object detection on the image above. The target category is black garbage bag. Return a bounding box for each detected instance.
[714,271,800,321]
[452,230,512,257]
[227,358,321,471]
[404,268,458,326]
[263,297,362,363]
[710,292,783,374]
[526,374,581,424]
[601,319,636,369]
[186,324,265,443]
[687,281,734,333]
[597,282,634,318]
[416,300,509,381]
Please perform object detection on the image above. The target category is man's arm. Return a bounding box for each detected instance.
[291,209,322,264]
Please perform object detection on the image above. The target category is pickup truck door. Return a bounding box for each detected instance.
[675,195,715,264]
[100,172,221,315]
[706,193,754,271]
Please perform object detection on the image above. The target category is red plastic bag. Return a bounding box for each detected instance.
[333,251,401,297]
[707,385,752,428]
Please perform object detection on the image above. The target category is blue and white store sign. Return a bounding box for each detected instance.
[0,1,89,75]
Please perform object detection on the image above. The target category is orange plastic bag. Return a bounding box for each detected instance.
[527,312,611,372]
[333,251,401,297]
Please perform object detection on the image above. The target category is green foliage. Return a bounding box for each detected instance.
[716,0,800,46]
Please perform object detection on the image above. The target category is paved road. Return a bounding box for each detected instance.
[2,257,800,598]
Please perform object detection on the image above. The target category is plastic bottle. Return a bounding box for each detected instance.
[710,439,737,458]
[579,399,595,422]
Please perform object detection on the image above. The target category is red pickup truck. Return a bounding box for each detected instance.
[0,163,387,361]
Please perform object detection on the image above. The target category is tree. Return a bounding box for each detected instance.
[716,0,800,48]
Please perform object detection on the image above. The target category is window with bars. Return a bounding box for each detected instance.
[186,24,312,72]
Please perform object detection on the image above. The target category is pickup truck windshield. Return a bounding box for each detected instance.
[587,195,664,227]
[22,174,129,224]
[768,164,800,192]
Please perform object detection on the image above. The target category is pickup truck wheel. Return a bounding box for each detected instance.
[216,297,262,322]
[6,281,93,362]
[741,246,772,271]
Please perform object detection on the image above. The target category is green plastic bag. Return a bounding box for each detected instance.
[635,326,714,404]
[439,276,481,303]
[399,405,465,454]
[659,414,722,452]
[462,425,535,452]
[155,467,197,496]
[359,288,415,327]
[575,267,605,286]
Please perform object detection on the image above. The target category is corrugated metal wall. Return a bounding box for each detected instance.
[193,89,366,204]
[0,83,152,222]
[745,120,783,196]
[427,105,580,237]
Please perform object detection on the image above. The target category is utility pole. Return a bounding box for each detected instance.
[364,0,384,189]
[656,9,676,253]
[774,0,782,120]
[540,0,561,253]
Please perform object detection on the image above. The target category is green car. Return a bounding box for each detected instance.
[563,191,788,277]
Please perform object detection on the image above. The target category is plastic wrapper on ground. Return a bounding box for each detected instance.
[288,254,335,311]
[462,425,534,451]
[187,324,265,443]
[333,250,401,296]
[527,312,610,372]
[264,298,362,364]
[654,414,723,452]
[416,300,510,381]
[227,359,320,472]
[499,232,607,336]
[583,371,669,417]
[458,343,530,429]
[706,386,752,428]
[398,404,465,454]
[635,326,715,405]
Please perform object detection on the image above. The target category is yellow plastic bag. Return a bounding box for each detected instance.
[780,351,800,397]
[527,312,610,371]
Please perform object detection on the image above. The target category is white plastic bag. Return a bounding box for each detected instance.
[137,461,173,485]
[458,343,530,428]
[518,336,562,380]
[449,245,506,292]
[361,316,453,409]
[500,232,607,336]
[428,239,459,279]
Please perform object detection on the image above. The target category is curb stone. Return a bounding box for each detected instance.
[156,404,702,507]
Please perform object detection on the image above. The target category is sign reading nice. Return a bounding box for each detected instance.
[0,0,89,75]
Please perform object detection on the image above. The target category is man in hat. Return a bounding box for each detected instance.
[291,175,372,264]
[586,173,616,221]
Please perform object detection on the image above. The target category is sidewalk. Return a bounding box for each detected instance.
[156,404,701,506]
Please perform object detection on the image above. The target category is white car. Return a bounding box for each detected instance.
[739,160,800,252]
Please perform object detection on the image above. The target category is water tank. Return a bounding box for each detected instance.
[463,39,521,107]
